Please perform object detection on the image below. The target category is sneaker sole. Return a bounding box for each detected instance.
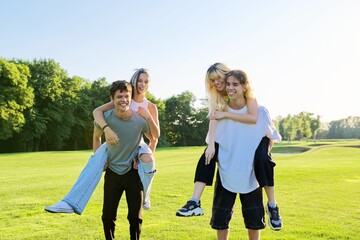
[176,208,204,217]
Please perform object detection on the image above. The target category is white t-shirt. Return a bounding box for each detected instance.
[215,105,281,193]
[130,99,149,144]
[130,99,149,112]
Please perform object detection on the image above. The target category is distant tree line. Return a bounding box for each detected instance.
[274,112,321,142]
[274,113,360,143]
[1,58,359,153]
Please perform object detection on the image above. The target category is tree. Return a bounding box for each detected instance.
[190,98,210,145]
[0,59,34,140]
[16,59,73,151]
[164,91,200,146]
[66,77,109,149]
[310,115,321,143]
[328,116,360,139]
[296,112,313,141]
[280,114,300,142]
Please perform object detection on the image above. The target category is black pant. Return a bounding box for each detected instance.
[194,137,274,187]
[102,168,143,240]
[254,137,276,187]
[194,142,219,185]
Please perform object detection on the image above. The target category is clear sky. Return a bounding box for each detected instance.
[1,0,359,122]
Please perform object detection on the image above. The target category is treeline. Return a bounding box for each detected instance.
[1,58,359,153]
[0,58,208,152]
[274,113,360,142]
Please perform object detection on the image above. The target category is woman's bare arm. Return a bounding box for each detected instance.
[92,102,120,145]
[211,98,258,124]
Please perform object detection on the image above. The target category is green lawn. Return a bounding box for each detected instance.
[1,140,359,239]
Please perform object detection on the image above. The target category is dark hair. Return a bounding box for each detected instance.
[226,70,248,85]
[226,70,254,99]
[109,80,133,98]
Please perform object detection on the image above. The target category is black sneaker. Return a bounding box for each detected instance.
[266,204,283,230]
[176,200,204,217]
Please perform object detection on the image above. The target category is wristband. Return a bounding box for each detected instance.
[102,125,109,131]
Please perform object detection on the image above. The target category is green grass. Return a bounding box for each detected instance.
[1,140,360,239]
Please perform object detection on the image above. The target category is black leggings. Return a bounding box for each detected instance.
[194,137,275,187]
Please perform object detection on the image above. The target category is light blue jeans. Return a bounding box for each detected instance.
[63,143,108,214]
[62,142,155,215]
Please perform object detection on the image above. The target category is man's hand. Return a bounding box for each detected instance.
[103,161,108,171]
[132,158,138,170]
[104,127,119,145]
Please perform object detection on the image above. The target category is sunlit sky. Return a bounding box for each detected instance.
[1,1,359,122]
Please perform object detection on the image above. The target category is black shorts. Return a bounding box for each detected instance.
[194,138,275,187]
[193,142,219,185]
[254,137,276,187]
[210,172,266,230]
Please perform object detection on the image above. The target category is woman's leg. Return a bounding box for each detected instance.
[45,143,107,214]
[176,142,219,217]
[137,143,156,210]
[192,181,207,200]
[254,137,282,230]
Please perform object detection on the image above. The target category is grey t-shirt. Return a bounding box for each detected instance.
[95,109,149,175]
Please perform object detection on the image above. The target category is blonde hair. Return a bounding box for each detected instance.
[205,63,231,113]
[226,70,255,99]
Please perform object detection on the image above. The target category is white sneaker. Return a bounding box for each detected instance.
[143,200,151,210]
[44,201,74,214]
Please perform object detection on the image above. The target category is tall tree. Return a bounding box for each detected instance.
[280,114,300,142]
[296,112,313,140]
[66,77,109,149]
[310,114,321,143]
[164,91,198,146]
[17,59,72,151]
[0,59,34,140]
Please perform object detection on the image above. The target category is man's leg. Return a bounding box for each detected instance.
[102,169,123,240]
[240,188,265,240]
[125,169,143,240]
[211,172,236,240]
[247,229,260,240]
[217,229,229,240]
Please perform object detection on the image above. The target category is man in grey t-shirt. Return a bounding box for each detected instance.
[93,80,156,240]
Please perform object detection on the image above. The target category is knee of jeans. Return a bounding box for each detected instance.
[102,214,116,224]
[127,215,143,225]
[139,153,154,163]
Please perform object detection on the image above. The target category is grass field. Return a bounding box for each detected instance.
[1,140,359,239]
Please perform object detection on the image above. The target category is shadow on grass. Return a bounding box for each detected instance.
[272,146,311,154]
